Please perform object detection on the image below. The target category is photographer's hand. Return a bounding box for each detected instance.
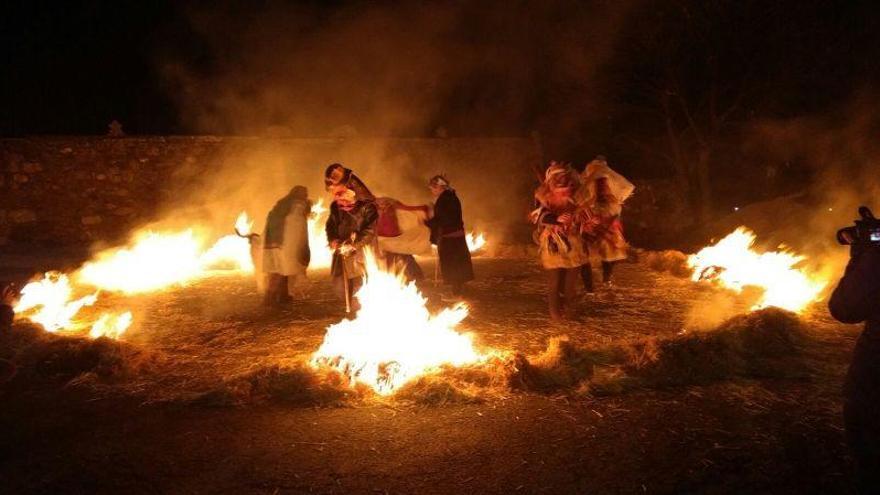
[1,284,18,307]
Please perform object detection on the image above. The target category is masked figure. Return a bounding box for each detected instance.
[324,163,375,202]
[426,175,474,295]
[531,162,590,320]
[262,186,311,306]
[325,187,379,308]
[324,163,429,283]
[579,157,634,292]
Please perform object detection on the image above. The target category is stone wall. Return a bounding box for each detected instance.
[0,136,543,250]
[0,135,690,253]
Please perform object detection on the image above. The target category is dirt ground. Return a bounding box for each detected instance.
[0,256,860,494]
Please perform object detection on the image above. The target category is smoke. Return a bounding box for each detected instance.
[159,1,637,138]
[723,91,880,286]
[144,1,640,241]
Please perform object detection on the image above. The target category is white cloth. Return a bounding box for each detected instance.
[262,202,309,280]
[377,207,433,256]
[581,160,635,204]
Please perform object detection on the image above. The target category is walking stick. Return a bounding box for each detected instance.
[341,232,357,314]
[342,256,351,314]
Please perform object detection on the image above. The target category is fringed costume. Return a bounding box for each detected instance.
[531,163,590,319]
[579,158,634,291]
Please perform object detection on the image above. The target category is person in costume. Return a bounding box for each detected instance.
[324,163,375,201]
[579,156,634,292]
[531,162,590,320]
[261,186,311,306]
[426,175,474,296]
[325,187,379,309]
[324,163,431,283]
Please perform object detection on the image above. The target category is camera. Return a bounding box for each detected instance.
[837,206,880,245]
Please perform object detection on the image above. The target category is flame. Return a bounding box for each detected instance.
[77,230,206,294]
[16,212,260,337]
[14,272,98,332]
[466,231,487,253]
[234,211,253,235]
[311,250,484,394]
[77,211,258,294]
[308,199,333,268]
[201,212,256,272]
[687,227,827,312]
[89,311,133,339]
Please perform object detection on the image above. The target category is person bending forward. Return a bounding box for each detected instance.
[325,187,379,310]
[262,186,311,306]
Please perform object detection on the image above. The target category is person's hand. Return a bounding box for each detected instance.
[1,284,18,307]
[339,243,356,257]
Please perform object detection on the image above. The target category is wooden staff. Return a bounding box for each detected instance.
[341,232,357,314]
[341,253,351,314]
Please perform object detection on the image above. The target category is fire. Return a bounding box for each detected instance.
[77,230,205,294]
[308,198,333,268]
[311,250,484,395]
[201,212,256,272]
[14,272,98,332]
[235,211,253,235]
[78,211,257,294]
[89,311,133,339]
[687,227,827,312]
[466,231,487,253]
[16,212,259,338]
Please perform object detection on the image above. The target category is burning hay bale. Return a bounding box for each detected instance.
[621,307,810,386]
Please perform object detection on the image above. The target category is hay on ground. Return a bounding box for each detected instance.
[621,307,810,386]
[2,323,158,385]
[641,249,692,278]
[192,364,360,407]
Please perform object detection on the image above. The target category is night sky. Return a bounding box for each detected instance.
[2,0,878,146]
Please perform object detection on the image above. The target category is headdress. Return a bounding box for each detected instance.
[429,174,450,188]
